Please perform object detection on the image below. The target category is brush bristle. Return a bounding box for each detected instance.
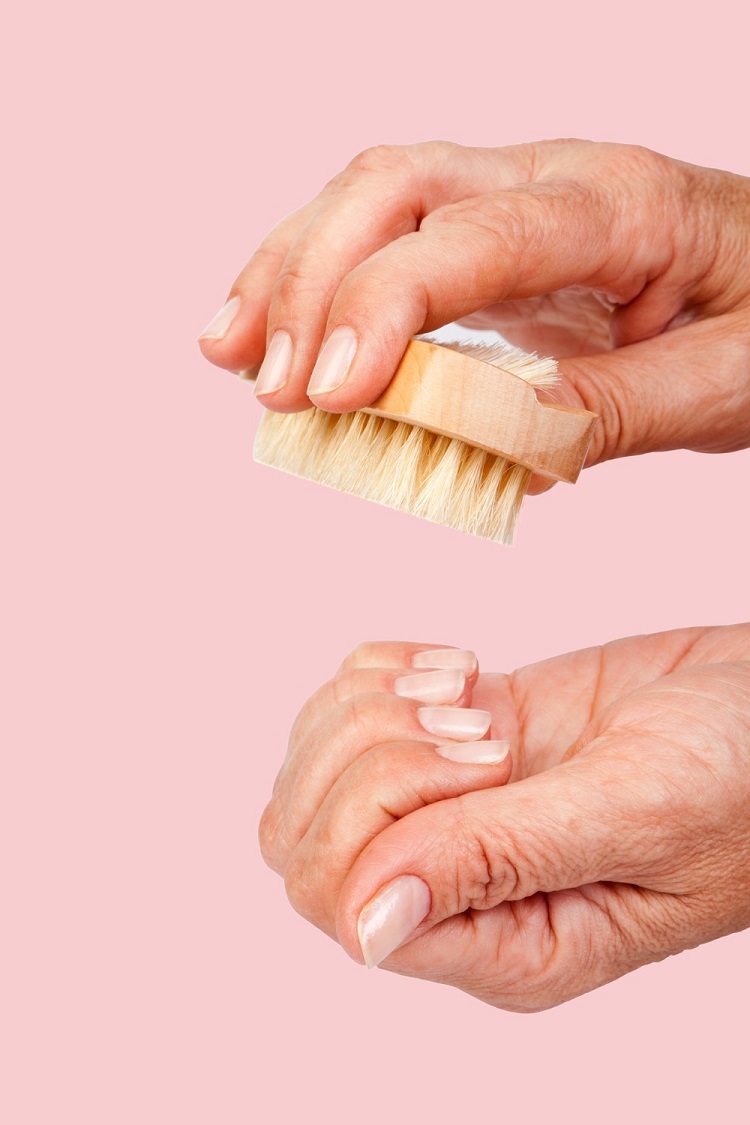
[253,337,558,544]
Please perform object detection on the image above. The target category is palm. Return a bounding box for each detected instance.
[460,289,615,358]
[386,625,750,1010]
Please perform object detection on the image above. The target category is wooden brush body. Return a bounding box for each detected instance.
[365,339,595,483]
[254,337,597,544]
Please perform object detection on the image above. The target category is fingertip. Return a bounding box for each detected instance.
[198,294,268,374]
[198,294,241,343]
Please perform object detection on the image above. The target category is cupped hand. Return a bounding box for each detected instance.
[200,140,750,471]
[259,627,750,1011]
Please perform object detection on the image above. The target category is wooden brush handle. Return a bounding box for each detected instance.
[362,339,598,483]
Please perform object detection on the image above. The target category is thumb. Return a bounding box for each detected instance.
[336,743,670,969]
[557,312,750,466]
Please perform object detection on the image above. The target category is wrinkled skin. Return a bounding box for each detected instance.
[200,140,750,487]
[259,627,750,1012]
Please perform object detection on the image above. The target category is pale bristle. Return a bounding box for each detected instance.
[253,337,557,544]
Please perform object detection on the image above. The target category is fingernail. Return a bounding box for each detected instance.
[199,294,241,340]
[357,875,431,969]
[255,330,292,396]
[411,648,478,675]
[307,326,357,395]
[418,707,491,740]
[394,669,465,704]
[435,739,510,764]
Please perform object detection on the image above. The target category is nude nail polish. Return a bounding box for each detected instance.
[393,669,465,704]
[410,648,478,675]
[307,326,357,395]
[254,330,292,396]
[199,294,241,340]
[435,739,510,764]
[357,875,431,969]
[417,707,491,740]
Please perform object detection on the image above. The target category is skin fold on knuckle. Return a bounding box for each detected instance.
[271,261,335,320]
[444,795,531,912]
[337,641,376,674]
[564,360,631,464]
[258,797,287,875]
[337,144,417,193]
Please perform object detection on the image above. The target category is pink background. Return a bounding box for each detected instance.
[3,1,748,1121]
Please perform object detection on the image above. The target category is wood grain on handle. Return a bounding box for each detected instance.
[362,339,597,483]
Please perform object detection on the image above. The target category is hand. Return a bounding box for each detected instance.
[259,627,750,1012]
[200,140,750,474]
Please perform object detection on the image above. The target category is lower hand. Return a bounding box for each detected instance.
[259,626,750,1011]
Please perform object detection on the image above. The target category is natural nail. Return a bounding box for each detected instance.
[435,739,510,764]
[199,294,241,341]
[255,330,292,396]
[418,707,491,740]
[411,648,478,675]
[394,669,465,704]
[307,326,357,395]
[357,875,431,969]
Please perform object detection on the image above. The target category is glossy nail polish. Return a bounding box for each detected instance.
[307,326,357,395]
[435,739,510,764]
[411,648,478,676]
[254,330,292,396]
[417,707,491,740]
[393,669,465,704]
[357,875,431,969]
[199,294,241,341]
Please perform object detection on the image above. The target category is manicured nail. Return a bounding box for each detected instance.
[199,294,241,341]
[435,739,510,764]
[254,330,292,396]
[357,875,431,969]
[411,648,478,675]
[418,707,491,740]
[307,326,357,395]
[394,669,465,704]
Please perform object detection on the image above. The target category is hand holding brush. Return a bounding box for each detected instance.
[200,139,750,531]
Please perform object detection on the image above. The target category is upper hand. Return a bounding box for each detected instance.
[200,139,750,471]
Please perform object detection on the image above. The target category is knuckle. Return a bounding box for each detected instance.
[449,797,544,911]
[566,360,626,464]
[330,668,366,706]
[271,262,325,310]
[283,848,318,923]
[343,641,375,669]
[258,798,284,873]
[345,143,410,178]
[251,240,286,272]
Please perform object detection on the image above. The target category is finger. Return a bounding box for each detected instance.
[304,177,676,413]
[260,685,485,875]
[335,739,677,969]
[336,640,479,678]
[197,202,316,374]
[286,657,476,765]
[557,312,750,466]
[250,142,538,410]
[282,738,512,939]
